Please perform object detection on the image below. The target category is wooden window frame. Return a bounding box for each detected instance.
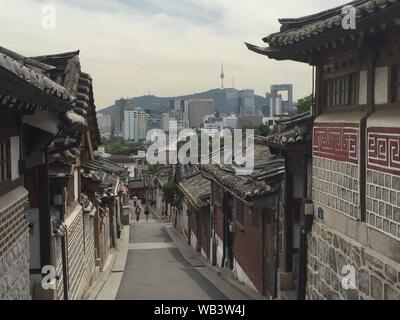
[323,72,359,108]
[390,64,400,103]
[0,138,11,183]
[0,129,21,197]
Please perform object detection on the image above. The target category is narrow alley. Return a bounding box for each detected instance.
[114,212,227,300]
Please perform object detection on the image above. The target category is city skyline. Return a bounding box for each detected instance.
[1,0,350,109]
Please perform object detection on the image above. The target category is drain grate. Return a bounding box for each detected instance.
[111,270,124,274]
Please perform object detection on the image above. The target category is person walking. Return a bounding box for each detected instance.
[135,205,141,222]
[144,205,150,222]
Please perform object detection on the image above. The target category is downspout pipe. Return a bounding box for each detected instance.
[60,190,69,300]
[272,191,280,300]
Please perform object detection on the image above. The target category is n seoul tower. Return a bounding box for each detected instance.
[220,61,225,89]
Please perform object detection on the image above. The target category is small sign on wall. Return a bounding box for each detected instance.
[318,207,324,220]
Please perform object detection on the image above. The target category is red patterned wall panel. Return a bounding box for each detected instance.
[313,123,360,164]
[368,127,400,176]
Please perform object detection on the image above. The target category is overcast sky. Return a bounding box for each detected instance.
[1,0,349,109]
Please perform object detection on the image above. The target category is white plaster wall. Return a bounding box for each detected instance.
[201,248,207,259]
[190,231,198,251]
[359,69,368,105]
[73,169,79,202]
[374,66,388,105]
[215,234,224,268]
[10,136,20,181]
[28,208,41,270]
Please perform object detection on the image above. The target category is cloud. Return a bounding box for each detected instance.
[1,0,350,108]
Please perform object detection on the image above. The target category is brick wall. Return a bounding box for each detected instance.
[0,189,31,300]
[233,205,263,293]
[65,206,85,300]
[83,213,95,288]
[307,221,400,300]
[54,237,64,300]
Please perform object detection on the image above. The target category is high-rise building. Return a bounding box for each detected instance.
[97,113,112,138]
[223,88,239,116]
[184,99,214,129]
[161,113,170,132]
[147,115,162,132]
[238,89,255,115]
[223,115,238,129]
[237,115,264,128]
[114,98,135,136]
[269,84,293,116]
[124,109,149,142]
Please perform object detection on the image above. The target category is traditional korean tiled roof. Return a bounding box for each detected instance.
[178,172,211,208]
[32,51,91,126]
[0,47,75,112]
[82,156,126,198]
[175,163,200,182]
[264,112,313,146]
[81,193,96,217]
[245,0,400,61]
[108,155,137,164]
[200,141,285,201]
[153,166,174,187]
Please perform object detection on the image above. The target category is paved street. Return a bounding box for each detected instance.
[115,212,228,300]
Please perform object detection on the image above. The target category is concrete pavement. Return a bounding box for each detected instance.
[116,212,227,300]
[91,208,258,300]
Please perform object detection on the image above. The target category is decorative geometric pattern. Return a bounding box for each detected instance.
[313,157,360,220]
[368,127,400,176]
[313,123,359,164]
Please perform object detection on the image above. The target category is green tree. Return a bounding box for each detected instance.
[295,95,313,114]
[162,181,180,206]
[241,124,271,138]
[148,164,161,175]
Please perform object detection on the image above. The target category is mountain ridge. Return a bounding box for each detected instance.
[99,88,266,115]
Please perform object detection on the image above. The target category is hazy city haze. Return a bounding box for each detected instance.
[1,0,349,109]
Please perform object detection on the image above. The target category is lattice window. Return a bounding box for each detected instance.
[391,65,400,103]
[324,72,359,107]
[0,139,11,183]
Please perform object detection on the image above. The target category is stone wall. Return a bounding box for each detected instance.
[367,127,400,240]
[313,156,360,220]
[0,189,30,300]
[307,221,400,300]
[313,123,361,220]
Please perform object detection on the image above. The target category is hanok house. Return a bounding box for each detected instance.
[174,164,202,242]
[128,178,146,200]
[247,0,400,300]
[262,112,314,300]
[176,165,211,258]
[0,47,64,300]
[23,50,101,300]
[201,140,286,297]
[152,166,174,217]
[82,156,127,270]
